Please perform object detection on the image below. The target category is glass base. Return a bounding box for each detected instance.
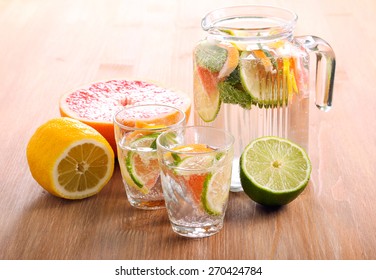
[127,197,165,210]
[230,158,243,192]
[171,222,223,238]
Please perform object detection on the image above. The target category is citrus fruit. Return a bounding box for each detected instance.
[26,117,115,199]
[172,144,214,202]
[239,50,299,108]
[123,133,160,194]
[194,41,238,75]
[194,66,222,122]
[217,43,240,80]
[59,79,191,153]
[240,136,311,206]
[171,144,230,215]
[239,50,270,105]
[282,57,299,96]
[193,41,239,122]
[202,167,232,216]
[172,143,214,154]
[115,104,185,129]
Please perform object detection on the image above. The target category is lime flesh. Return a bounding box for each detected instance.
[240,136,311,206]
[125,133,160,191]
[202,169,231,215]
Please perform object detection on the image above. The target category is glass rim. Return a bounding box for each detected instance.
[201,5,298,40]
[113,103,186,131]
[156,125,235,155]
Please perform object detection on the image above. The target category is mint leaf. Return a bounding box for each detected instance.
[218,79,253,109]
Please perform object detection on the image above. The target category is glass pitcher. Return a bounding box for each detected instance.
[193,5,336,192]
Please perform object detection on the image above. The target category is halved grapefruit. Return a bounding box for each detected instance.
[59,79,191,153]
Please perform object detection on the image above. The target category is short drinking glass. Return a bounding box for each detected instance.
[114,104,186,210]
[157,126,234,238]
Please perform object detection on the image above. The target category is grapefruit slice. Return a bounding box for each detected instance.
[194,66,222,122]
[172,144,215,203]
[193,41,239,123]
[59,79,191,153]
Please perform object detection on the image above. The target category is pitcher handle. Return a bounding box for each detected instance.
[296,36,336,112]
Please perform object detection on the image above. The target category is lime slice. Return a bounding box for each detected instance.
[174,155,215,176]
[239,51,263,102]
[174,155,213,203]
[240,136,311,206]
[240,50,284,108]
[202,168,231,215]
[125,133,160,192]
[171,144,216,203]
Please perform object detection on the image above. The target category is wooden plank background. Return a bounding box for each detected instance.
[0,0,375,259]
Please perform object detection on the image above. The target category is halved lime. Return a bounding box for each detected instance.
[125,133,160,192]
[202,167,232,215]
[240,136,311,206]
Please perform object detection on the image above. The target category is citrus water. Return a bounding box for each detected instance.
[114,104,186,209]
[156,127,234,238]
[194,6,335,192]
[117,136,165,209]
[159,152,232,238]
[194,50,310,192]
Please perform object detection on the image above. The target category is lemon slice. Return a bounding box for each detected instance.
[26,117,115,199]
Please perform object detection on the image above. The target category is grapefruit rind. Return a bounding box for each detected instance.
[59,79,191,153]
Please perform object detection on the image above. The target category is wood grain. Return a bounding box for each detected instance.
[1,0,375,260]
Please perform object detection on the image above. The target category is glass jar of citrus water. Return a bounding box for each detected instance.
[193,5,336,192]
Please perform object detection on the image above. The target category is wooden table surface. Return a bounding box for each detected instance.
[1,0,375,260]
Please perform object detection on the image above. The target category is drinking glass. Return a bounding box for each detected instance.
[114,104,185,210]
[157,126,234,238]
